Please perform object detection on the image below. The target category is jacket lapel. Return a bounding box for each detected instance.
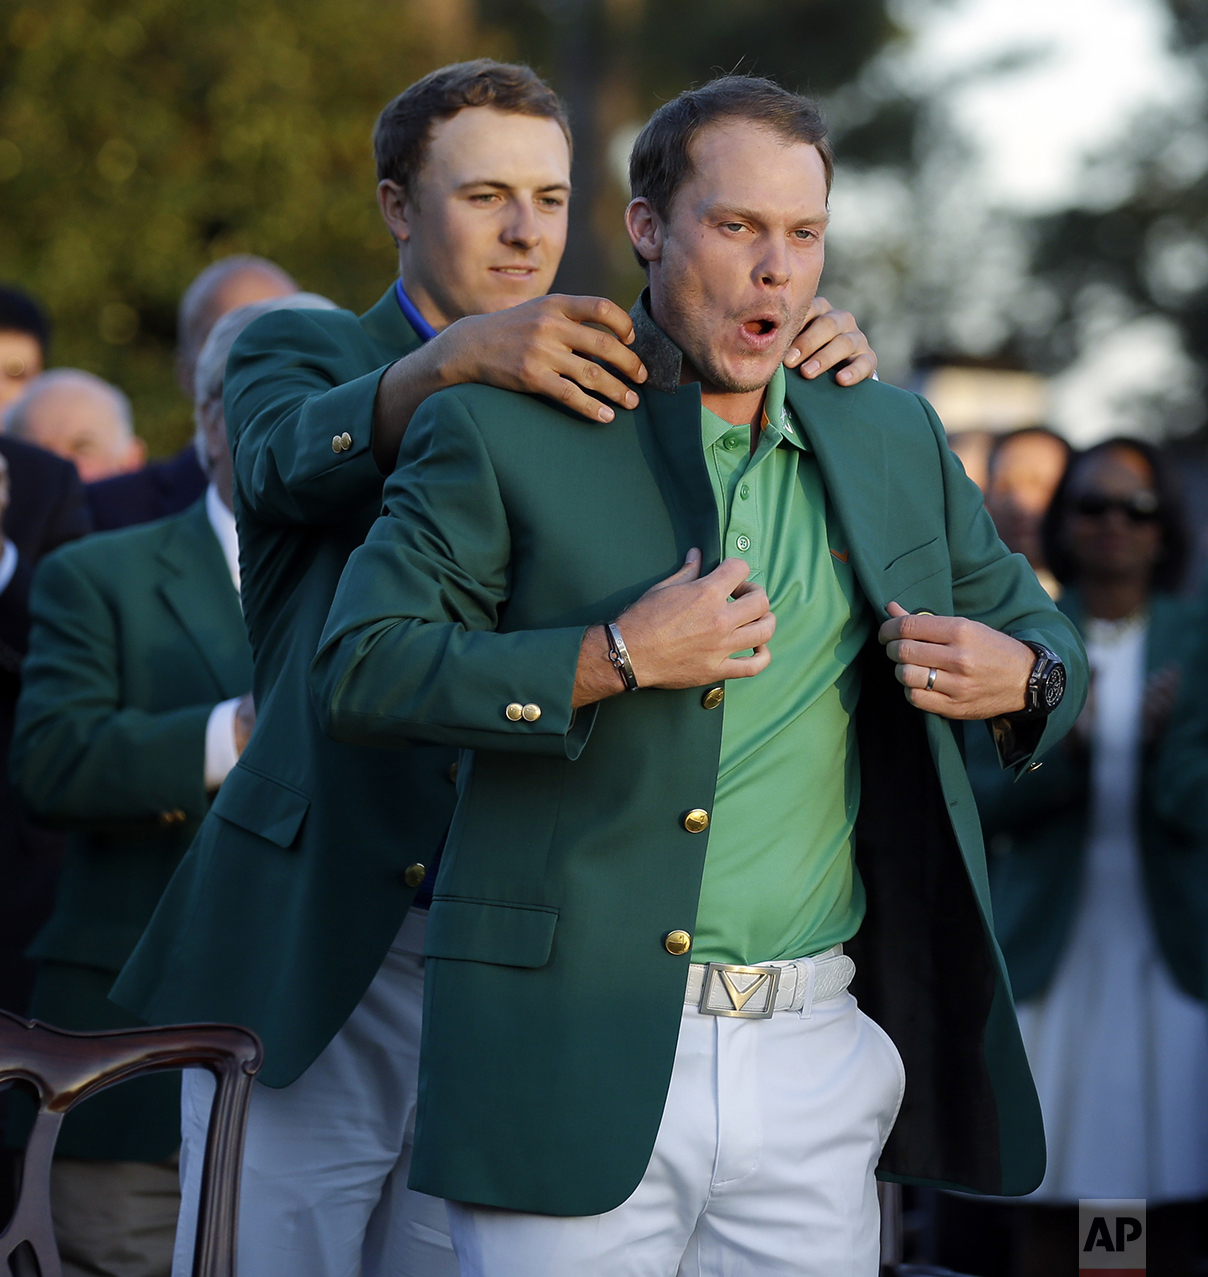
[638,386,721,568]
[156,500,251,699]
[627,294,721,566]
[784,374,888,613]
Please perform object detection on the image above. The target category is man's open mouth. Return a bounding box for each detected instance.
[742,318,778,336]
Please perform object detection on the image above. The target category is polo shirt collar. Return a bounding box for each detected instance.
[394,278,438,343]
[762,366,808,452]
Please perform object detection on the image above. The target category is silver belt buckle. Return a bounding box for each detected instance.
[698,962,780,1019]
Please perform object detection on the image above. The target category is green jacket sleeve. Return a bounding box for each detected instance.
[11,551,213,827]
[312,390,594,757]
[924,397,1088,770]
[224,307,389,527]
[966,723,1089,836]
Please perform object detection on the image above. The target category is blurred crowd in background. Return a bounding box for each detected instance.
[5,0,1208,1275]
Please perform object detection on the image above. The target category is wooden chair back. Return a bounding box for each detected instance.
[0,1009,262,1277]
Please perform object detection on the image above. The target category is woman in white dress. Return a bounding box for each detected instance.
[952,438,1208,1276]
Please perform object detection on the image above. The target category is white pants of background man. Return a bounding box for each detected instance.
[449,967,905,1277]
[171,908,457,1277]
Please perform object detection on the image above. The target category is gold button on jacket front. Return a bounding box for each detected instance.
[521,703,541,722]
[331,435,343,453]
[340,431,353,450]
[701,687,724,710]
[403,863,426,888]
[664,930,692,956]
[682,809,710,833]
[505,703,524,721]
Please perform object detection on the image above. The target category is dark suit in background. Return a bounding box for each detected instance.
[85,446,207,532]
[0,434,92,1017]
[8,496,251,1277]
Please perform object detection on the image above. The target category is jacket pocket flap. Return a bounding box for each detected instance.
[211,765,310,848]
[882,536,948,598]
[425,898,558,968]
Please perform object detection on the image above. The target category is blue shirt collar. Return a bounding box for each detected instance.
[394,278,438,344]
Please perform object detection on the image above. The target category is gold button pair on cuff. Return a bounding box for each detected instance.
[505,702,542,722]
[331,432,353,453]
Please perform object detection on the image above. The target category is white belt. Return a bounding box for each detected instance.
[683,945,855,1020]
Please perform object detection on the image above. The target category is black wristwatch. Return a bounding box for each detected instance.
[1020,642,1066,716]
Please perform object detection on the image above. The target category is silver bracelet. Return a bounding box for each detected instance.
[605,622,639,692]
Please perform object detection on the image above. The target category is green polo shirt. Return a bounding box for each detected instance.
[691,365,872,965]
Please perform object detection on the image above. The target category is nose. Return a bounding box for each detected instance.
[756,237,791,288]
[502,199,541,251]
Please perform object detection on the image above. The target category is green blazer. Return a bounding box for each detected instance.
[112,290,458,1088]
[972,591,1208,1005]
[312,306,1088,1214]
[9,497,251,1160]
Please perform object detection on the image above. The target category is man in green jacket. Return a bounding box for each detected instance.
[313,75,1087,1276]
[9,298,263,1276]
[112,59,875,1277]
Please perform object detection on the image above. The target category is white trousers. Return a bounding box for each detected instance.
[449,987,905,1277]
[172,909,457,1277]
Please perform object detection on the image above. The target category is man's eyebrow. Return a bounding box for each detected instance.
[457,179,572,194]
[708,203,830,227]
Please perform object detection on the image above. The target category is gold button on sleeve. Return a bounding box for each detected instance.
[332,435,343,453]
[340,431,353,450]
[521,703,541,722]
[701,687,724,710]
[664,930,692,956]
[403,863,426,888]
[682,808,710,834]
[505,702,523,721]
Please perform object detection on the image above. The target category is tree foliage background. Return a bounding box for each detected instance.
[1022,0,1208,435]
[0,0,902,454]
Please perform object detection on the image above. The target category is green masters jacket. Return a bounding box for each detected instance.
[9,497,251,1160]
[971,591,1208,1005]
[312,301,1088,1214]
[112,290,457,1087]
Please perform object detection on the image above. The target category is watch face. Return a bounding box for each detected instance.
[1043,663,1066,710]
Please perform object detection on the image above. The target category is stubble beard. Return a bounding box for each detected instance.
[657,272,806,396]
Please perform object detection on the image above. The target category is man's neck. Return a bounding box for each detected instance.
[683,356,769,435]
[1081,575,1150,621]
[396,259,451,334]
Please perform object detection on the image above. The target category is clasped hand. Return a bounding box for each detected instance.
[572,551,774,706]
[878,602,1033,720]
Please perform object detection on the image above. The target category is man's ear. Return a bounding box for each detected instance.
[625,198,662,266]
[377,180,412,245]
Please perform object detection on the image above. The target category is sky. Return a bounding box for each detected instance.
[896,0,1200,213]
[851,0,1206,443]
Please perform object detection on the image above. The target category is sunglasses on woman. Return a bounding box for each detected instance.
[1072,490,1161,522]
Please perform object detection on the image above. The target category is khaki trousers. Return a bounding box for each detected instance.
[10,1156,179,1277]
